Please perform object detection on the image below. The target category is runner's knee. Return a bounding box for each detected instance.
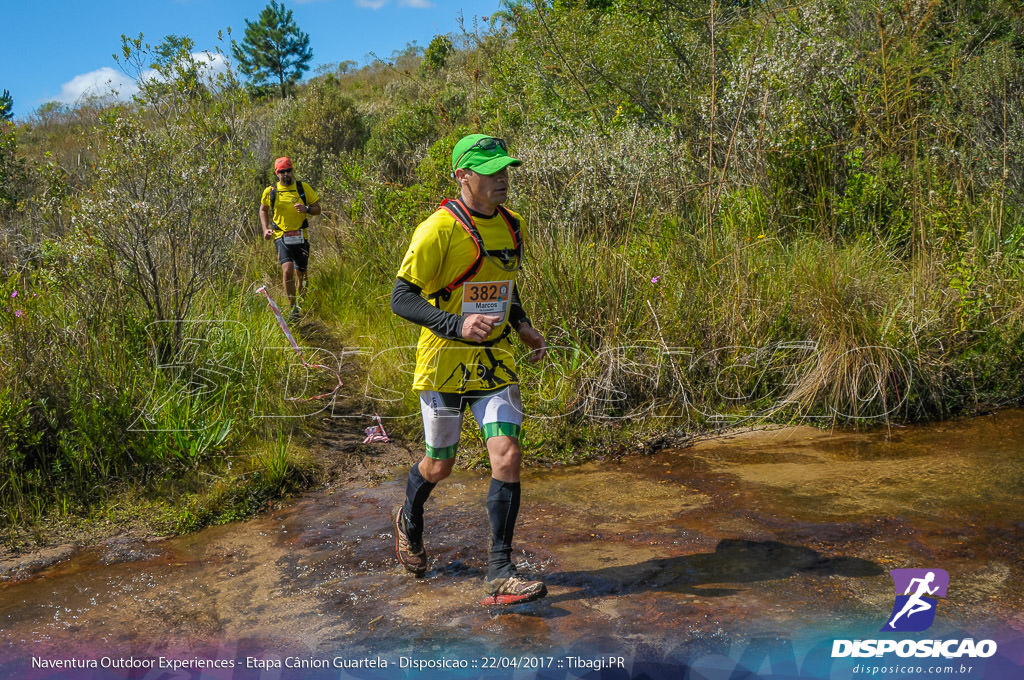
[487,436,522,479]
[418,456,454,483]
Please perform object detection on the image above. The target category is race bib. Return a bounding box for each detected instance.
[462,280,511,323]
[282,230,305,245]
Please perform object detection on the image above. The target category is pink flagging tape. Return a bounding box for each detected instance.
[256,285,302,353]
[256,286,342,402]
[363,414,390,444]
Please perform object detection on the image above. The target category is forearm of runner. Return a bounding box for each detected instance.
[508,283,532,330]
[391,277,464,340]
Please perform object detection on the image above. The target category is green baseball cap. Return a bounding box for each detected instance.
[451,134,522,175]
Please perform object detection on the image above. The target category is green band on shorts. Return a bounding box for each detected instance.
[425,443,458,460]
[481,422,521,441]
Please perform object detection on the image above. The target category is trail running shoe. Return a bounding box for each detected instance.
[392,506,427,577]
[287,305,302,323]
[481,572,548,607]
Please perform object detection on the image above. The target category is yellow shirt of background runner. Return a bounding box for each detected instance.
[397,207,526,394]
[260,181,320,239]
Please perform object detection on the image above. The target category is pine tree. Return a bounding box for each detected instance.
[232,1,312,97]
[0,90,13,121]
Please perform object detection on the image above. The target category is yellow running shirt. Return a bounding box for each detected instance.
[397,206,526,394]
[260,181,320,240]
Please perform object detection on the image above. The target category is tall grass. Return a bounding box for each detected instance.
[0,238,316,539]
[301,117,1024,460]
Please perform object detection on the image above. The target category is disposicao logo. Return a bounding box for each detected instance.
[831,568,998,660]
[883,568,949,632]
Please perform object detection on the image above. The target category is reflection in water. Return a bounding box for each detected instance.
[1,411,1022,669]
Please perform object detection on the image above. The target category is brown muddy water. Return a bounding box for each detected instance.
[2,412,1024,678]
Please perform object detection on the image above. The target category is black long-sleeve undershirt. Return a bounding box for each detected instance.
[390,277,530,341]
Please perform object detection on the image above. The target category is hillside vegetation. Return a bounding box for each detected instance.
[2,0,1023,542]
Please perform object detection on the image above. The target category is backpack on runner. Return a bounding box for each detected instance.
[268,180,310,231]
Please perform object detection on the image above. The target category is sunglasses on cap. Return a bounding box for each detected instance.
[453,137,507,171]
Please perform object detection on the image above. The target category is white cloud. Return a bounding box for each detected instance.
[55,67,138,106]
[190,51,231,79]
[354,0,434,8]
[54,52,231,108]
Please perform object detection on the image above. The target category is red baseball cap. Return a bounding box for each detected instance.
[274,157,293,172]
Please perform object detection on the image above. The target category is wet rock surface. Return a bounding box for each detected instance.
[97,538,166,566]
[1,413,1023,667]
[0,544,77,582]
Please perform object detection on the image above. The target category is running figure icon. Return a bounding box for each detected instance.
[888,571,939,628]
[883,568,949,632]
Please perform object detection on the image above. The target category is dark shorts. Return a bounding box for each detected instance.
[275,237,310,271]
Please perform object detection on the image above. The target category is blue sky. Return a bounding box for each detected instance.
[1,0,505,121]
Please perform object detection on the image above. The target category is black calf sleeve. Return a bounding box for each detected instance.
[486,478,521,580]
[403,462,436,533]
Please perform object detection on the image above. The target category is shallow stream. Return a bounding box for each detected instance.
[2,412,1023,678]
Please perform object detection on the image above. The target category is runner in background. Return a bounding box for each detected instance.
[260,157,321,322]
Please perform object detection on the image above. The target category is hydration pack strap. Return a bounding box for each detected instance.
[445,321,514,347]
[428,199,522,302]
